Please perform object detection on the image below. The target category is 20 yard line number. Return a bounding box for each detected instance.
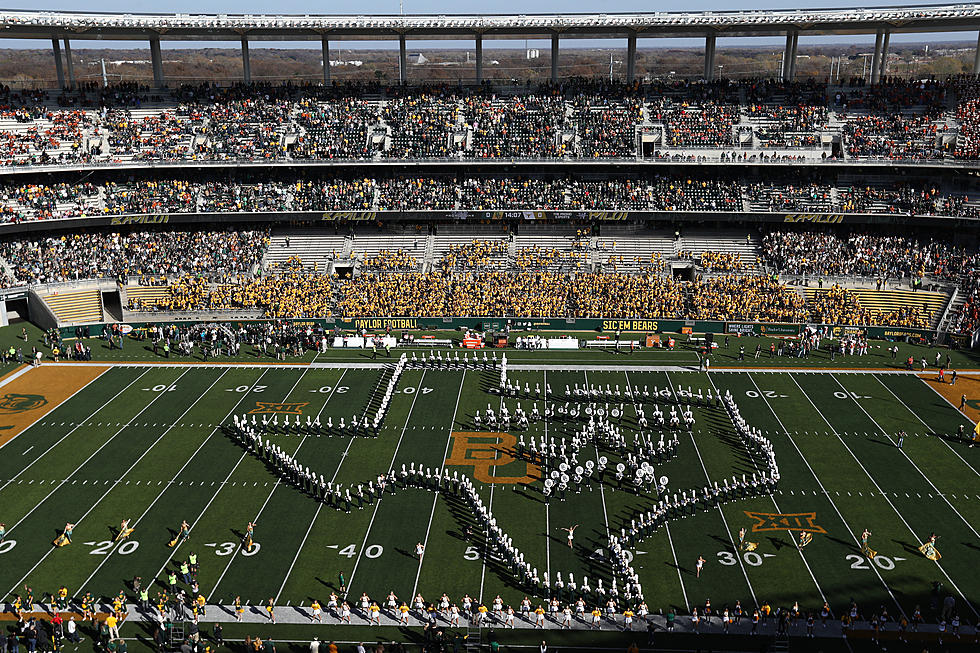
[846,554,900,571]
[85,540,139,555]
[744,390,787,399]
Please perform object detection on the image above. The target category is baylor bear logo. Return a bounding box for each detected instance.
[0,393,47,413]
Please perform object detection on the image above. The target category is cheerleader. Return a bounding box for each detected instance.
[244,521,256,553]
[53,522,75,547]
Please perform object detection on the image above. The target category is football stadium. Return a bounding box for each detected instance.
[1,3,980,653]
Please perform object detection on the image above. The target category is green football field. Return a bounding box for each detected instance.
[1,356,979,629]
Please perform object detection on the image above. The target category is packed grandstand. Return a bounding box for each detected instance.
[2,5,980,653]
[0,76,974,342]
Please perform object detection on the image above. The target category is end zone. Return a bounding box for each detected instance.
[0,364,109,449]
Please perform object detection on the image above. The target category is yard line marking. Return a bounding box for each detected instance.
[21,446,32,455]
[4,368,194,601]
[73,369,234,596]
[624,370,687,612]
[345,370,427,598]
[478,375,508,604]
[830,375,980,541]
[751,372,903,616]
[209,368,319,599]
[708,373,827,607]
[140,374,269,593]
[582,370,611,538]
[0,368,161,538]
[543,369,551,601]
[412,370,466,599]
[788,373,974,619]
[0,369,149,490]
[273,369,353,602]
[664,371,757,608]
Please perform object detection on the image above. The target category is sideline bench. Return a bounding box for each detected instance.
[583,340,640,349]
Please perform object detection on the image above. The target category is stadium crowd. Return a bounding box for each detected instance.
[759,231,978,279]
[0,229,268,284]
[0,224,965,331]
[0,175,974,222]
[0,77,979,167]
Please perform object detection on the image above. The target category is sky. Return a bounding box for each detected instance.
[0,0,975,49]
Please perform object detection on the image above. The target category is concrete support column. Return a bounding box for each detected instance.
[321,37,331,84]
[877,31,890,82]
[399,34,407,84]
[551,33,559,84]
[789,32,800,80]
[52,38,65,89]
[475,34,483,84]
[241,37,251,84]
[63,39,75,87]
[781,32,794,81]
[626,32,637,83]
[150,37,164,87]
[974,31,980,76]
[704,34,716,81]
[870,30,883,84]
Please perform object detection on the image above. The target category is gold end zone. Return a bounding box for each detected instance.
[0,365,109,449]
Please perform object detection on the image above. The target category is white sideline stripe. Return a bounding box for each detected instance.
[665,371,758,608]
[788,373,976,619]
[829,375,980,540]
[412,370,467,599]
[3,368,194,601]
[273,369,352,603]
[706,372,828,607]
[31,361,980,375]
[208,368,315,599]
[73,369,232,596]
[0,364,34,389]
[623,369,688,613]
[345,370,428,597]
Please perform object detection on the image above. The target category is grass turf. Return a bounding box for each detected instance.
[0,341,979,649]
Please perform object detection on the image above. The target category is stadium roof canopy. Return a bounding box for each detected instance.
[1,3,979,41]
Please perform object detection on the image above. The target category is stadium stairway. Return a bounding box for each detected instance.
[678,230,761,271]
[265,231,349,272]
[802,287,949,328]
[40,288,104,324]
[124,285,169,311]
